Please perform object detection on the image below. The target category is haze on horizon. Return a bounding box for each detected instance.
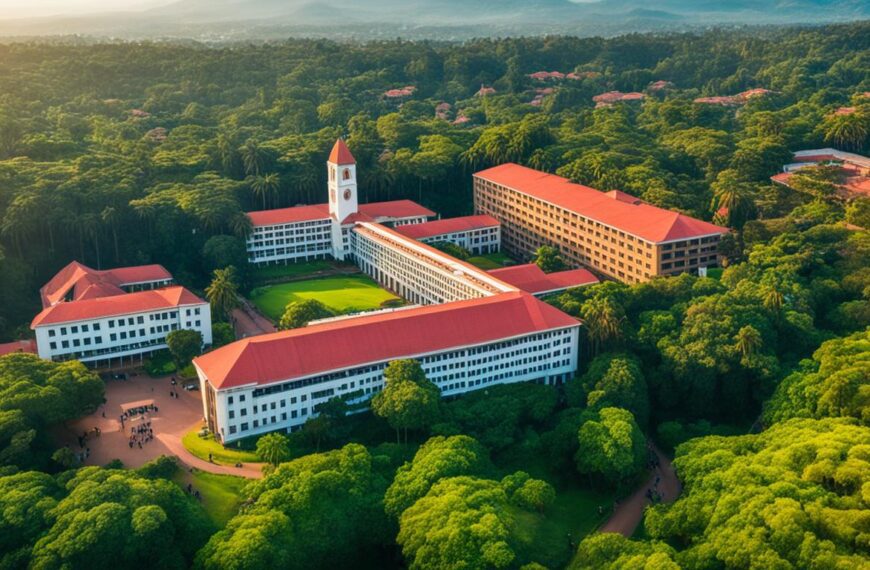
[0,0,175,18]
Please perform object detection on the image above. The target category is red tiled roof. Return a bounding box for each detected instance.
[393,215,500,240]
[488,264,598,295]
[358,200,435,220]
[475,163,728,243]
[248,200,434,227]
[328,139,355,165]
[593,91,645,104]
[194,291,578,390]
[40,261,172,308]
[32,286,205,327]
[247,204,329,227]
[0,339,37,357]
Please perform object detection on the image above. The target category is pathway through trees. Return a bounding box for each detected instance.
[598,442,681,536]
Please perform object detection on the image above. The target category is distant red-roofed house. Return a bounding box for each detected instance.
[834,107,856,116]
[772,148,870,199]
[129,109,151,118]
[649,80,673,91]
[476,85,496,97]
[453,115,472,125]
[593,91,645,107]
[739,88,774,100]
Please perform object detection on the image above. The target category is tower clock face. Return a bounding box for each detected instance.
[343,189,353,201]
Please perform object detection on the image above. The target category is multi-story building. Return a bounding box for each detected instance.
[351,222,515,305]
[487,264,599,297]
[245,140,434,264]
[474,163,728,283]
[194,291,579,441]
[393,215,501,255]
[31,262,211,367]
[771,148,870,200]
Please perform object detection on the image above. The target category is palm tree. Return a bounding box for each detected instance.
[712,171,756,227]
[230,213,253,240]
[735,325,762,359]
[763,287,784,313]
[216,131,237,175]
[80,213,103,269]
[583,297,624,356]
[250,173,280,210]
[255,432,291,467]
[824,114,869,152]
[240,139,267,177]
[205,267,241,322]
[101,206,121,262]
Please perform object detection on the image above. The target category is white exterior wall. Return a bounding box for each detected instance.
[34,301,212,364]
[418,226,501,255]
[246,218,333,264]
[204,324,579,443]
[351,225,511,305]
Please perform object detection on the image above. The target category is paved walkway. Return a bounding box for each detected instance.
[232,298,276,338]
[59,373,265,479]
[599,443,681,536]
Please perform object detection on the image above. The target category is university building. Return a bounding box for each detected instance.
[31,262,212,367]
[197,140,593,443]
[474,164,728,283]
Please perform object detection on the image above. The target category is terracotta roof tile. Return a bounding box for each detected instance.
[328,139,355,165]
[488,264,598,295]
[393,215,500,239]
[194,291,578,389]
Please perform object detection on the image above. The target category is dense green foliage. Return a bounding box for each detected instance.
[196,444,394,570]
[0,354,103,473]
[372,359,441,443]
[166,329,204,364]
[0,464,212,569]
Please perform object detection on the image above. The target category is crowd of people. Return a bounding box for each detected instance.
[129,420,155,449]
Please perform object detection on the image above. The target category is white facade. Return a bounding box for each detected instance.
[246,218,333,264]
[200,325,579,442]
[34,301,212,365]
[351,222,514,306]
[414,226,501,255]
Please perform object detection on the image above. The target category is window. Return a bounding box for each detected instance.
[343,168,351,180]
[82,324,89,332]
[50,342,57,350]
[93,323,101,331]
[240,423,249,431]
[49,330,56,337]
[71,326,78,334]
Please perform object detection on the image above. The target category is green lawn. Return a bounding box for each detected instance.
[514,485,614,569]
[173,470,247,527]
[250,275,402,321]
[468,251,514,270]
[251,260,333,282]
[182,428,260,464]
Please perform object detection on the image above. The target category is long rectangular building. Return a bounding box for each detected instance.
[393,215,501,255]
[474,164,728,283]
[194,291,579,442]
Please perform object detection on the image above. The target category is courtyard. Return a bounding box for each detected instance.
[249,274,403,321]
[59,372,263,478]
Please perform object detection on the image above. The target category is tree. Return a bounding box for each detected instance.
[211,322,235,348]
[384,435,489,518]
[165,329,203,365]
[397,476,520,570]
[643,418,870,569]
[569,353,649,427]
[278,299,334,330]
[533,245,566,272]
[764,329,869,424]
[29,467,213,569]
[823,112,869,152]
[734,324,763,359]
[571,534,679,570]
[256,433,291,467]
[205,267,241,322]
[501,472,555,513]
[371,359,440,443]
[302,415,331,452]
[197,444,392,570]
[202,235,248,275]
[711,169,756,227]
[249,173,280,210]
[240,138,269,177]
[575,407,646,488]
[0,354,104,471]
[582,297,626,356]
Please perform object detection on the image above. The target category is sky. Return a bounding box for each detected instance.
[0,0,176,18]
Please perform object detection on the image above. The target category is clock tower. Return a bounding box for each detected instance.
[327,139,358,260]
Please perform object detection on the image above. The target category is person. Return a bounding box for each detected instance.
[208,452,213,463]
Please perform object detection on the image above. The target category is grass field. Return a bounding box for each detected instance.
[251,260,333,282]
[173,470,248,527]
[182,428,260,464]
[468,251,514,270]
[250,275,401,321]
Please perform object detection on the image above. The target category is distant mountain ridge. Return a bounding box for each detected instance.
[0,0,866,39]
